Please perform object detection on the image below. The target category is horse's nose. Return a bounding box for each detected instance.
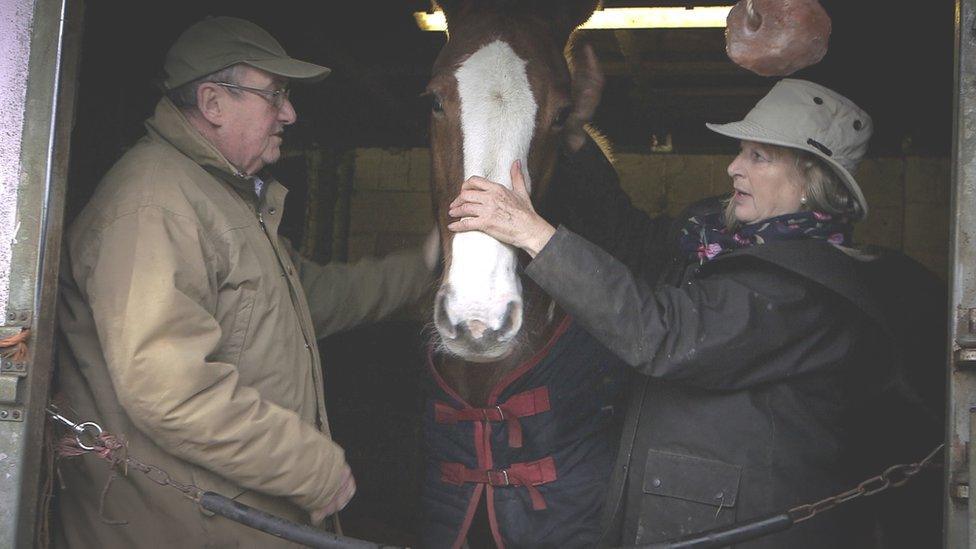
[434,290,523,345]
[496,299,522,341]
[455,299,521,341]
[464,319,489,340]
[434,289,457,339]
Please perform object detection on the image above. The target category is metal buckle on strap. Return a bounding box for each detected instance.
[480,405,506,422]
[488,469,511,486]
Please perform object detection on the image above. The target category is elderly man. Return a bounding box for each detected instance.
[56,16,436,547]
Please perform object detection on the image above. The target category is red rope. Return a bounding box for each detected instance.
[0,328,30,362]
[56,432,126,464]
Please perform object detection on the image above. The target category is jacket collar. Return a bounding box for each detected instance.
[705,239,885,329]
[145,97,260,198]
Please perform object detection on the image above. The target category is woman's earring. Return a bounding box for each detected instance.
[800,196,808,205]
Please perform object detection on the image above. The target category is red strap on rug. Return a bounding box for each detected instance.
[440,456,557,511]
[434,387,550,448]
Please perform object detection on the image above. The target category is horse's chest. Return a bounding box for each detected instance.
[422,319,629,548]
[434,360,510,408]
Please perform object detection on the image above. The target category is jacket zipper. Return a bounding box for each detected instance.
[257,211,313,351]
[256,209,330,431]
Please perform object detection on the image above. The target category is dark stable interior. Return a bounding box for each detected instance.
[63,0,954,545]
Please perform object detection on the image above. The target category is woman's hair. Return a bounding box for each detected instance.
[722,144,860,230]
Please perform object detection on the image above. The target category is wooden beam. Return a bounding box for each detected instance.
[600,59,752,77]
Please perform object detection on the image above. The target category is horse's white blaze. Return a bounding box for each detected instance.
[444,40,536,334]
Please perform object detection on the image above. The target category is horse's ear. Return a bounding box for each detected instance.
[553,0,600,35]
[433,0,457,15]
[434,0,470,27]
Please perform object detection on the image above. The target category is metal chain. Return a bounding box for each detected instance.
[47,406,203,502]
[123,456,204,501]
[788,443,944,524]
[49,407,944,532]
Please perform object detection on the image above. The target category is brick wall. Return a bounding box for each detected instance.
[346,148,951,279]
[347,148,433,259]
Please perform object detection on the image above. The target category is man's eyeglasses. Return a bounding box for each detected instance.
[214,82,291,109]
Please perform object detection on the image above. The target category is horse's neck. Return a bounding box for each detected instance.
[434,281,562,407]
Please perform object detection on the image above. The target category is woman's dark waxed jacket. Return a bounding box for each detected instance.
[533,140,896,548]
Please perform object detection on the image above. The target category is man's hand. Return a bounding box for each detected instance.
[447,160,556,258]
[310,465,356,525]
[564,42,604,153]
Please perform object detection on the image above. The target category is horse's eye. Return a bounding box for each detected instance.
[553,106,572,128]
[431,95,444,114]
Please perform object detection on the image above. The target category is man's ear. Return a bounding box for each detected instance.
[196,83,223,125]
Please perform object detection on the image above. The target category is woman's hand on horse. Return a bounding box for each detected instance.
[448,160,556,258]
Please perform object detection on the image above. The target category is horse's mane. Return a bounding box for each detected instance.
[434,0,601,28]
[435,0,600,10]
[586,125,614,164]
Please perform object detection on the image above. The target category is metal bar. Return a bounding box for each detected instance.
[19,0,82,541]
[630,513,793,549]
[947,0,976,546]
[970,409,976,547]
[198,492,398,549]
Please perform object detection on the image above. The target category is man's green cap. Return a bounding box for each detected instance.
[163,16,331,90]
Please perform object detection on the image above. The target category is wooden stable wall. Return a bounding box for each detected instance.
[319,147,950,544]
[346,148,951,279]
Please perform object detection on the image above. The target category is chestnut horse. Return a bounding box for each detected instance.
[422,1,627,547]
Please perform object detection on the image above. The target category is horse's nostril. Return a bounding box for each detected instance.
[434,291,457,339]
[465,319,489,340]
[499,300,523,340]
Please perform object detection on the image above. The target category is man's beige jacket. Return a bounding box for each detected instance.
[56,98,431,547]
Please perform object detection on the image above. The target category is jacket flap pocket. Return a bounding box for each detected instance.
[643,450,741,507]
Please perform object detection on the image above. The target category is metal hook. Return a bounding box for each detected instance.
[46,406,104,451]
[74,422,104,451]
[47,406,81,431]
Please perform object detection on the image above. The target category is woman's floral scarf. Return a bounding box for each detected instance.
[678,209,853,264]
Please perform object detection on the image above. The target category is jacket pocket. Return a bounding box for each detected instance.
[220,284,257,366]
[635,450,741,544]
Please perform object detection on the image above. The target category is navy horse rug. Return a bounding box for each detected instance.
[422,317,629,548]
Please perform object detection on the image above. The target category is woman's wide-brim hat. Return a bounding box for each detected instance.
[706,79,873,219]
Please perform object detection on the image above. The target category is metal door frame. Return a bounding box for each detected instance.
[0,0,83,546]
[0,0,973,546]
[947,0,976,545]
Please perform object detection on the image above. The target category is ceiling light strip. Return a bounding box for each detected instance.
[414,6,733,32]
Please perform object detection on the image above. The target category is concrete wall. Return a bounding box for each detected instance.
[346,148,951,279]
[0,0,36,324]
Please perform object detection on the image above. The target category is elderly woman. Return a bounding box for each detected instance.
[447,79,884,547]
